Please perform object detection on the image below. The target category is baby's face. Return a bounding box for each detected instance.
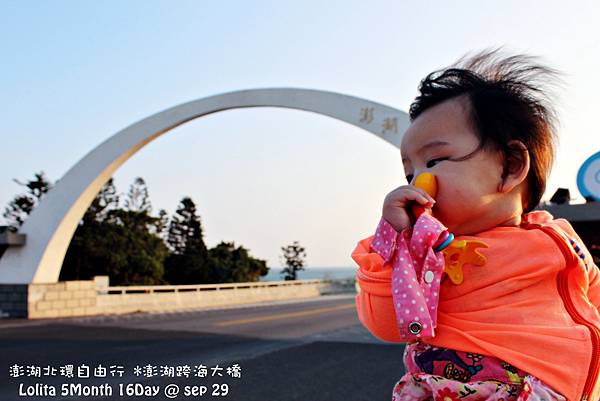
[400,97,511,235]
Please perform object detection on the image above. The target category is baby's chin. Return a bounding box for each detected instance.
[432,203,507,236]
[449,225,485,236]
[436,215,497,236]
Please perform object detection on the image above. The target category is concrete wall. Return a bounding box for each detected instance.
[0,281,97,319]
[29,281,97,318]
[0,277,356,319]
[0,284,27,318]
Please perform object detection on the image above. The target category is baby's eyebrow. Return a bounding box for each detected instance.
[402,140,451,163]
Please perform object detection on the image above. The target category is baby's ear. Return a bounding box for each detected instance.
[499,140,530,193]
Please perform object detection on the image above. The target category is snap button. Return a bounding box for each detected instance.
[408,321,422,335]
[424,270,434,284]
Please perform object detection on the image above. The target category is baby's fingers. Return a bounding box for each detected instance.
[389,187,435,208]
[409,186,436,204]
[412,192,435,208]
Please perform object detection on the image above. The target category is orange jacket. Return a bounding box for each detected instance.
[351,211,600,401]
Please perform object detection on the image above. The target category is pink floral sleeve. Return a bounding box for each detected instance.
[370,214,447,341]
[370,217,401,264]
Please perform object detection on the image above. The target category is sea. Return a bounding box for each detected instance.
[259,266,356,282]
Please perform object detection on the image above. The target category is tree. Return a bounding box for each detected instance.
[165,197,207,255]
[61,178,168,285]
[83,178,119,223]
[61,210,168,285]
[119,177,156,234]
[3,172,52,230]
[125,177,151,213]
[104,208,168,285]
[208,241,269,283]
[163,197,210,284]
[163,197,269,284]
[150,208,169,238]
[280,241,307,280]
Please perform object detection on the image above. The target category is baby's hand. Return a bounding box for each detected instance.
[382,185,435,232]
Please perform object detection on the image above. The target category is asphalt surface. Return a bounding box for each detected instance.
[0,294,407,401]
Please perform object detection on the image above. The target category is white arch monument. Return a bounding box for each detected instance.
[0,88,409,284]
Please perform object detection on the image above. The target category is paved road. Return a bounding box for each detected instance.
[0,294,407,401]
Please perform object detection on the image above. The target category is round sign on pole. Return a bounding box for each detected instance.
[577,150,600,201]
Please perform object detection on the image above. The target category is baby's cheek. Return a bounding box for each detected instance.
[434,188,470,227]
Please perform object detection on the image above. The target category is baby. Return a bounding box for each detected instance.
[352,49,600,401]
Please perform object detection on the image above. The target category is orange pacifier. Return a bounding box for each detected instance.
[411,172,438,219]
[411,172,454,252]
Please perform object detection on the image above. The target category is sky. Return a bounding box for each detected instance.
[1,0,599,269]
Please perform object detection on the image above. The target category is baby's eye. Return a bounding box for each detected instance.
[426,158,448,168]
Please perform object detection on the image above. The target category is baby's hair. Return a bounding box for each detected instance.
[409,48,562,212]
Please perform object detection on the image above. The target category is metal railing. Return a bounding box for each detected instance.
[102,279,326,295]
